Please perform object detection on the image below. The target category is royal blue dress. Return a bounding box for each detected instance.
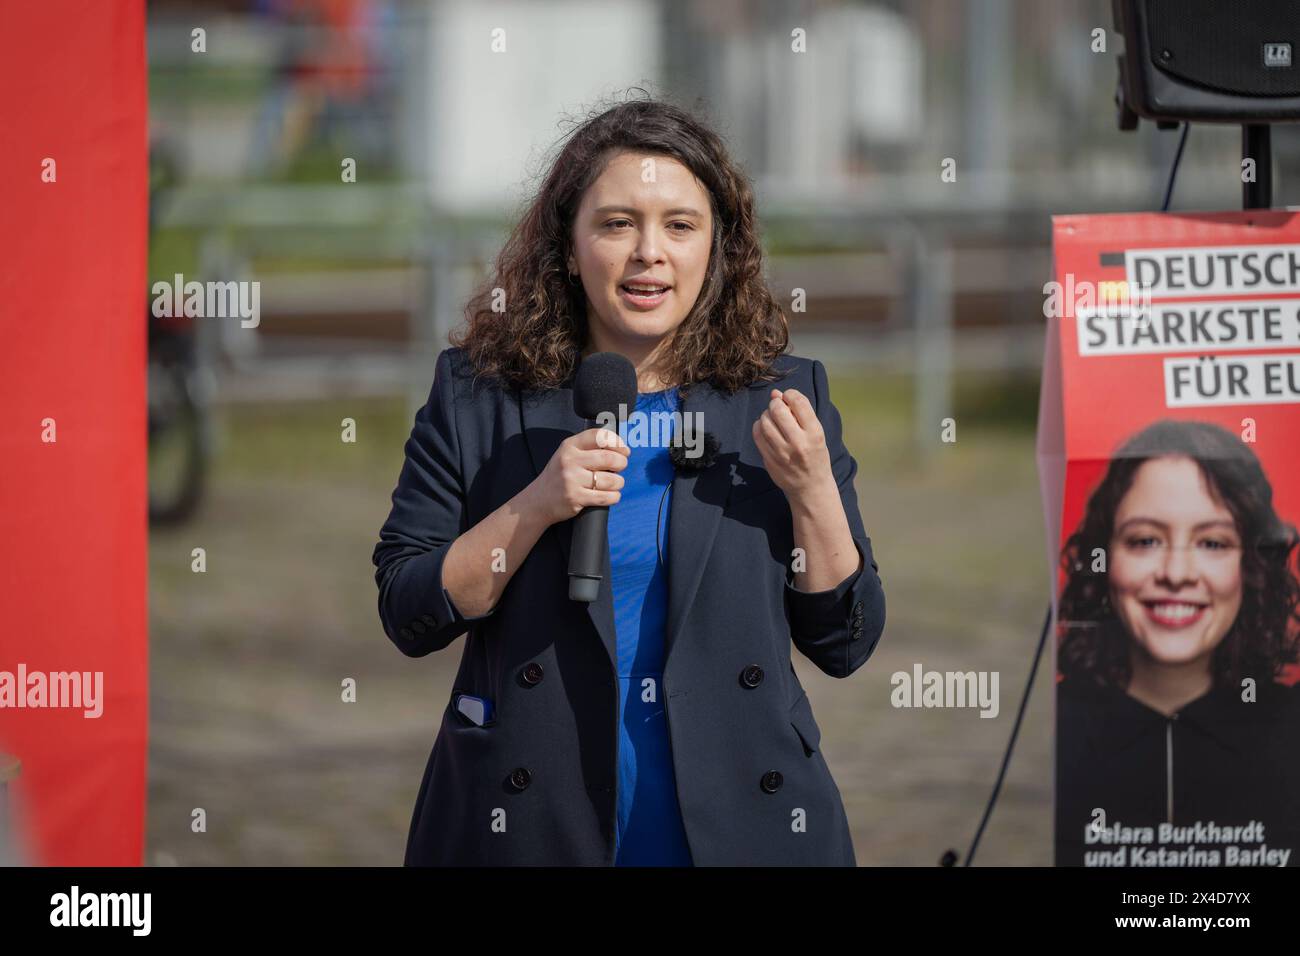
[609,387,694,866]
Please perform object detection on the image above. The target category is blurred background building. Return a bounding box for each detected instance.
[142,0,1300,866]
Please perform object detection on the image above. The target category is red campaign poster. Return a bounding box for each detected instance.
[0,3,148,864]
[1040,211,1300,868]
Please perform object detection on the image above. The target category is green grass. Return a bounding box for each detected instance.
[214,396,415,484]
[148,229,202,287]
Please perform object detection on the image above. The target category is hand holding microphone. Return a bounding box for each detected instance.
[563,353,639,602]
[526,426,630,526]
[439,369,630,621]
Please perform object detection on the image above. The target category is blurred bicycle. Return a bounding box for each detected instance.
[148,138,213,526]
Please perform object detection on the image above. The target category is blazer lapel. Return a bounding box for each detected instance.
[519,373,753,673]
[663,379,751,667]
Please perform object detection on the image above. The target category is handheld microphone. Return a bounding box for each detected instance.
[568,352,637,602]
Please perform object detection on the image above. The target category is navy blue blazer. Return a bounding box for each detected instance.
[372,346,886,865]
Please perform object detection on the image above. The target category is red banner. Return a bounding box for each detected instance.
[1041,211,1300,867]
[0,2,148,865]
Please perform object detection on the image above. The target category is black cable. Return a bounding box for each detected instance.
[655,482,669,569]
[1161,122,1190,212]
[958,604,1053,867]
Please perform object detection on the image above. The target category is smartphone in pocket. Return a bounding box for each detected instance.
[454,693,494,727]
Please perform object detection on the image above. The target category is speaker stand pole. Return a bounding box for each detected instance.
[1242,123,1272,210]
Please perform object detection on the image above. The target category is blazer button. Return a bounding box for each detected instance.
[399,627,415,641]
[760,771,783,793]
[852,600,865,617]
[521,662,544,686]
[410,620,427,635]
[739,665,764,688]
[420,614,436,626]
[509,767,532,791]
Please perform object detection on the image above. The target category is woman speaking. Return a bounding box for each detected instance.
[372,96,886,866]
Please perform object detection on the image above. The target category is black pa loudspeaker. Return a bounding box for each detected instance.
[1114,0,1300,126]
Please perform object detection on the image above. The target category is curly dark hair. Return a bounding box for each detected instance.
[1058,419,1300,690]
[449,90,790,394]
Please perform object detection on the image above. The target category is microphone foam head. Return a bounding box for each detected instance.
[573,352,638,420]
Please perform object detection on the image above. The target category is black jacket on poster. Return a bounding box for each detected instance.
[1056,675,1300,866]
[372,347,886,866]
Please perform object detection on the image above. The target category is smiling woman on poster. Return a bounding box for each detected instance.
[1055,419,1300,866]
[371,95,886,866]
